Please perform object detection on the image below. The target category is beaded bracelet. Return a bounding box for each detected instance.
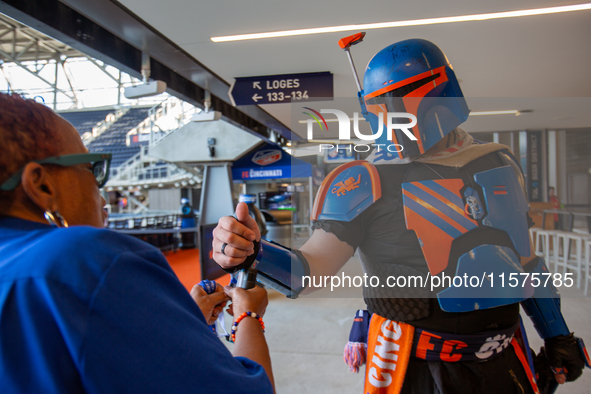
[231,311,265,342]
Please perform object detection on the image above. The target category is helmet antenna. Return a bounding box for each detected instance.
[338,32,366,93]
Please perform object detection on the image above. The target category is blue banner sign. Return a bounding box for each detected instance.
[229,72,333,106]
[232,143,314,181]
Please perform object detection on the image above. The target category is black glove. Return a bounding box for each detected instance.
[533,348,556,394]
[542,333,585,382]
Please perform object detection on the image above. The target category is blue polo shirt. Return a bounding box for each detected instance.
[0,217,272,393]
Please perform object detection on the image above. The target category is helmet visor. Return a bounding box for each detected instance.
[363,67,449,158]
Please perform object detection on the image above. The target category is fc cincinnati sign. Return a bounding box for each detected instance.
[252,149,282,166]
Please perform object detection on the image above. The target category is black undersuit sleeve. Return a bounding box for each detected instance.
[311,219,363,250]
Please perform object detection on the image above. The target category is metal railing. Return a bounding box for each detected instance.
[124,96,198,147]
[105,97,202,189]
[106,145,197,188]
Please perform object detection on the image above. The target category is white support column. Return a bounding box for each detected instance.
[548,130,557,192]
[557,130,567,202]
[198,164,235,226]
[541,129,548,202]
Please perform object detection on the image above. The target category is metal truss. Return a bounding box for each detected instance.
[0,13,126,109]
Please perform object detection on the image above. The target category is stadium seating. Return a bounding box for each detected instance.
[59,107,151,169]
[60,109,114,136]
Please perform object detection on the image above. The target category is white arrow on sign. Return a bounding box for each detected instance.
[252,94,263,102]
[253,81,261,90]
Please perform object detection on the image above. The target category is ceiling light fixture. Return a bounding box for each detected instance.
[211,3,591,42]
[469,110,521,116]
[297,110,525,124]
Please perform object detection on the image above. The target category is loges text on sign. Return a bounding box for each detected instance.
[229,72,333,106]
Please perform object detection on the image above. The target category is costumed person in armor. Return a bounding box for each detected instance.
[212,37,588,393]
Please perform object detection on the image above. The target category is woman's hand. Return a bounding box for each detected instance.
[224,284,274,389]
[224,285,268,318]
[190,282,229,325]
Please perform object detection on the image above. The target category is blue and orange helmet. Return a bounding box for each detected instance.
[361,39,470,159]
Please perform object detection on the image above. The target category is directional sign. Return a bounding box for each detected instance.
[229,71,333,106]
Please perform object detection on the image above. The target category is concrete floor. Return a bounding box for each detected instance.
[222,253,591,393]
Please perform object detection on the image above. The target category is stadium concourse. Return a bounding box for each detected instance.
[0,88,586,394]
[0,70,585,394]
[1,3,590,392]
[11,105,588,394]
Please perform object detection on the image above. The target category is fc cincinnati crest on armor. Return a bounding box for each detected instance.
[252,149,282,166]
[331,175,361,197]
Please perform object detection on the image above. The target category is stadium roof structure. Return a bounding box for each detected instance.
[0,1,293,146]
[0,12,81,108]
[0,13,82,61]
[0,13,163,110]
